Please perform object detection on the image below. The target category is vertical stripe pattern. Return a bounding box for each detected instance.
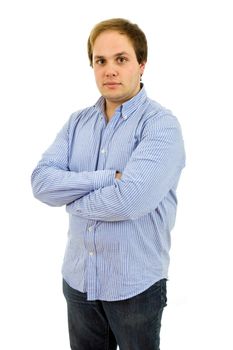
[31,86,185,301]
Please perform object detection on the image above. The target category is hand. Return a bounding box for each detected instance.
[115,171,122,180]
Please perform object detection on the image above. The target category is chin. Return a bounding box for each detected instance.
[104,93,125,102]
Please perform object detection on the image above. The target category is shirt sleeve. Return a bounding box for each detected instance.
[31,115,116,207]
[66,113,186,221]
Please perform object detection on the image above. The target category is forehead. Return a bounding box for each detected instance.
[93,30,135,57]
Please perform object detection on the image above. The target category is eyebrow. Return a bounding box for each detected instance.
[93,51,129,60]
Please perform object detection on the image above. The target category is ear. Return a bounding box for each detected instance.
[139,61,146,76]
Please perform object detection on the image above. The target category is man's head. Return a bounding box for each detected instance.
[87,18,148,67]
[87,18,148,114]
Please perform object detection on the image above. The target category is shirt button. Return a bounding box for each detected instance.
[101,148,106,154]
[89,252,94,256]
[88,226,94,232]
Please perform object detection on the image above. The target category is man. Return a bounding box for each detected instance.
[31,18,185,350]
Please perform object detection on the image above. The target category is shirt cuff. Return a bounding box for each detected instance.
[93,170,116,190]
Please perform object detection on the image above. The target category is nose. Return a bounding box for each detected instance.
[106,71,117,77]
[105,63,118,78]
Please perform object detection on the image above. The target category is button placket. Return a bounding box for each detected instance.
[85,224,98,298]
[85,224,96,257]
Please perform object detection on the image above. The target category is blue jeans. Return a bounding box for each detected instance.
[63,279,167,350]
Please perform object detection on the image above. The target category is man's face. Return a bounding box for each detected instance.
[92,30,145,108]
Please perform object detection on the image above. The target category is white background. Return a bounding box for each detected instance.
[1,0,232,349]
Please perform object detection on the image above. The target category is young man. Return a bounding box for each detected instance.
[31,18,185,350]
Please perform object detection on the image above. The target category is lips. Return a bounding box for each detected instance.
[103,82,121,87]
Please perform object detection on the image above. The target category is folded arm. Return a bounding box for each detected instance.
[66,114,186,221]
[31,116,115,207]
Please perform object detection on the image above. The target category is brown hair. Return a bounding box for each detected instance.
[87,18,148,67]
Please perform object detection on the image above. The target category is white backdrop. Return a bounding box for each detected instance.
[1,0,232,349]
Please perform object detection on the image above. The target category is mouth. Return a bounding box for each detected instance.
[103,82,121,88]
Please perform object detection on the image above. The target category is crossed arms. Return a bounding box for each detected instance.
[31,114,185,222]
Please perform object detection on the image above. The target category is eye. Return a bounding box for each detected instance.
[95,58,105,65]
[117,56,127,64]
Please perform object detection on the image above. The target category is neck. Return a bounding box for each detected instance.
[105,102,120,122]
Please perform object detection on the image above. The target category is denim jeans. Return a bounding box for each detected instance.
[63,278,167,350]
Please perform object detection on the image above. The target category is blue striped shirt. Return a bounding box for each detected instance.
[31,86,185,301]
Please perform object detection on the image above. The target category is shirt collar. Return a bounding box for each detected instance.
[94,84,148,120]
